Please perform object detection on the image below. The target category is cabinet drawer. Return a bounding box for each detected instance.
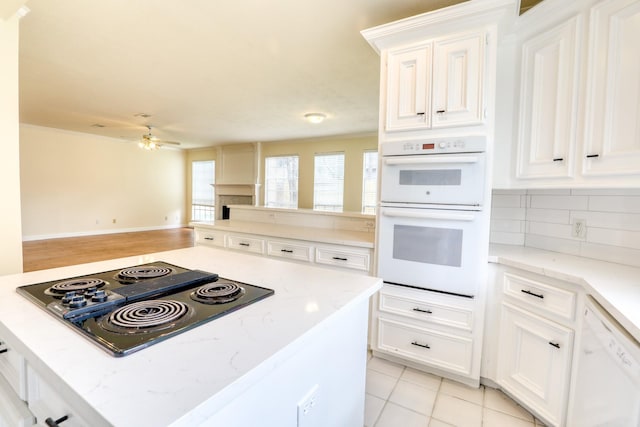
[267,240,313,263]
[503,273,576,321]
[195,230,225,248]
[0,338,27,400]
[377,318,473,375]
[227,234,265,254]
[26,366,91,427]
[379,286,473,332]
[315,246,370,272]
[0,374,33,427]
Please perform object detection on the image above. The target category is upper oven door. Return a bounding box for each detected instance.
[380,152,486,207]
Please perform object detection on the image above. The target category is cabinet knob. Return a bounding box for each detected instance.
[45,416,69,427]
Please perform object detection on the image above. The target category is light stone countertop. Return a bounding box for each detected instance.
[0,246,382,426]
[489,244,640,343]
[192,220,375,248]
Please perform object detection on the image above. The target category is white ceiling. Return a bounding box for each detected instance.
[18,0,467,149]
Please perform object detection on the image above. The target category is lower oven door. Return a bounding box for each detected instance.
[377,206,484,297]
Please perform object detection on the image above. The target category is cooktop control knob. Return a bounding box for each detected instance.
[61,291,76,304]
[85,286,97,296]
[68,295,87,309]
[91,290,108,303]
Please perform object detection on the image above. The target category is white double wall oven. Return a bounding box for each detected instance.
[377,135,489,297]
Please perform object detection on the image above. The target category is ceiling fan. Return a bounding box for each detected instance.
[138,126,181,150]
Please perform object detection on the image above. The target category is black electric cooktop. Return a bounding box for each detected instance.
[17,261,274,356]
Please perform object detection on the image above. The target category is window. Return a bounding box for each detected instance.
[362,151,378,214]
[191,160,215,221]
[264,156,299,208]
[313,153,344,212]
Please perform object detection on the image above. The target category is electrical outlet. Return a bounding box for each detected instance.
[297,385,320,427]
[112,218,116,224]
[572,219,587,239]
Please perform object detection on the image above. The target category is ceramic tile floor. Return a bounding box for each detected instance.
[365,356,547,427]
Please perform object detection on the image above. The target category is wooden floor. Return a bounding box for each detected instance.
[22,228,194,272]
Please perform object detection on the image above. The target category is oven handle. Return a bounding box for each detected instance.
[381,208,475,221]
[384,155,479,166]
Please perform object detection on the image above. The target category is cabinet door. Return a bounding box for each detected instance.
[516,16,581,179]
[385,43,432,131]
[432,31,484,127]
[497,303,574,426]
[0,374,33,427]
[582,0,640,176]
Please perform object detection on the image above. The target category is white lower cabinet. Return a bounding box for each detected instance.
[195,229,226,248]
[373,284,481,386]
[266,240,313,263]
[0,373,33,427]
[226,234,265,254]
[378,318,474,375]
[26,365,91,427]
[495,269,579,427]
[315,245,370,272]
[193,225,373,274]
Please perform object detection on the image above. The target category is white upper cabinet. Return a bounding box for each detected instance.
[385,31,485,133]
[504,0,640,188]
[516,16,581,180]
[432,31,485,128]
[386,43,433,131]
[581,0,640,177]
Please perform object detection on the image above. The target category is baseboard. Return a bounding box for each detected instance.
[22,224,189,242]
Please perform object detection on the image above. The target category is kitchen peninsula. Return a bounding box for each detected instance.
[0,246,382,426]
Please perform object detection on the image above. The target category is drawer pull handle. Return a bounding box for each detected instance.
[45,416,69,427]
[586,154,600,158]
[552,158,564,162]
[280,249,294,253]
[204,237,214,241]
[549,342,560,349]
[332,256,348,261]
[521,289,544,299]
[239,243,250,247]
[411,341,430,349]
[416,112,425,116]
[0,349,7,354]
[412,307,433,314]
[436,109,446,114]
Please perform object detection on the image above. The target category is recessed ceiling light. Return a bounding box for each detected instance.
[134,113,152,118]
[90,123,105,128]
[304,113,326,124]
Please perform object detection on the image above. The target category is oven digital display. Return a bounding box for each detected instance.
[422,143,435,150]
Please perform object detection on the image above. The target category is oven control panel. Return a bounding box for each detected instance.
[382,135,486,156]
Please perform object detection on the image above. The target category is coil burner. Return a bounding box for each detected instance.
[102,300,192,334]
[116,266,174,283]
[190,281,245,305]
[44,278,107,297]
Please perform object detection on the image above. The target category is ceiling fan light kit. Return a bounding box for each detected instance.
[137,125,181,150]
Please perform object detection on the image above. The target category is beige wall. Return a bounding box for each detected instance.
[20,125,187,240]
[0,11,24,274]
[259,134,377,212]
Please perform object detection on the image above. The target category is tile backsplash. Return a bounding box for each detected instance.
[490,189,640,267]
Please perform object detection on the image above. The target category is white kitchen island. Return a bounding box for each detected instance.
[0,246,382,427]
